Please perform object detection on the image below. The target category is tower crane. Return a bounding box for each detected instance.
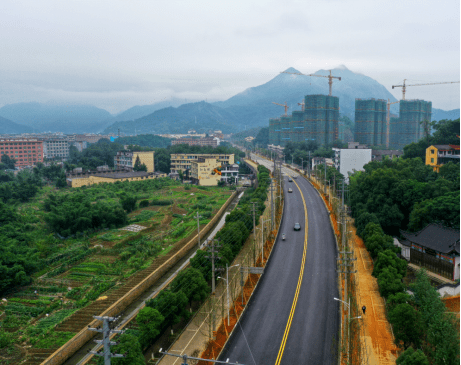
[272,102,289,116]
[392,79,460,100]
[281,70,342,96]
[298,101,305,111]
[386,99,399,148]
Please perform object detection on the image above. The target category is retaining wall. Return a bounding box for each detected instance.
[41,189,239,365]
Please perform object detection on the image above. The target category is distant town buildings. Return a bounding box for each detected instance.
[171,136,219,148]
[42,138,70,159]
[114,151,155,172]
[0,138,44,167]
[269,94,340,147]
[425,144,460,172]
[170,153,234,174]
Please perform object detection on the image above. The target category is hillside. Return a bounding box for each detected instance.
[111,98,191,122]
[104,101,240,135]
[0,115,32,134]
[0,103,113,133]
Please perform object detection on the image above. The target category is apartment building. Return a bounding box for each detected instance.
[190,158,222,186]
[43,139,70,159]
[170,154,234,173]
[114,151,155,172]
[426,145,460,172]
[0,138,44,167]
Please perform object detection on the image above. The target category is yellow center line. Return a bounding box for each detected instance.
[274,179,308,365]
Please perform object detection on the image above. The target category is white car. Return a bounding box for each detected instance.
[288,188,293,193]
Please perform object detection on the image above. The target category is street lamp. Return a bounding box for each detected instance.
[218,263,240,326]
[334,297,361,363]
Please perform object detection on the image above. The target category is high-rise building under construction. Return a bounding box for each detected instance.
[390,99,432,150]
[354,99,386,146]
[269,94,339,147]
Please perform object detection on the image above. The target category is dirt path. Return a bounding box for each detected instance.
[353,229,399,364]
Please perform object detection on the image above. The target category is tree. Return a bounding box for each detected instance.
[388,303,421,349]
[396,347,429,365]
[146,290,189,328]
[372,250,407,278]
[377,266,404,298]
[408,191,460,231]
[97,334,145,365]
[137,307,164,348]
[1,154,15,170]
[170,267,210,304]
[133,155,147,172]
[121,195,137,213]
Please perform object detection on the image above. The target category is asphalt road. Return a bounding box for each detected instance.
[218,156,339,365]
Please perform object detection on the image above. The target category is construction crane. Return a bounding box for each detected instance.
[281,70,342,96]
[386,99,399,148]
[297,101,305,111]
[272,102,289,116]
[392,79,460,100]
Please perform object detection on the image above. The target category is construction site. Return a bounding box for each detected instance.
[354,99,387,146]
[269,94,340,147]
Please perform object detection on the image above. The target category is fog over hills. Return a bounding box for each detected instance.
[0,67,458,135]
[0,115,32,134]
[104,66,459,135]
[0,103,113,134]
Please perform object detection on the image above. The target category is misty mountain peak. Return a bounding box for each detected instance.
[282,67,301,74]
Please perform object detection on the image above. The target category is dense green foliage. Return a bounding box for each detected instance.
[115,134,172,148]
[44,192,127,236]
[67,139,123,169]
[97,334,145,365]
[391,270,460,364]
[350,157,459,235]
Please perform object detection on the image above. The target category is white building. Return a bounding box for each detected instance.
[333,147,372,182]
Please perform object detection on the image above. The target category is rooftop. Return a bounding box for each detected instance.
[400,223,460,254]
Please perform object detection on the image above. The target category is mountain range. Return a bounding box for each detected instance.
[0,66,459,135]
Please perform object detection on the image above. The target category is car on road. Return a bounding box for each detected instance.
[294,223,301,231]
[293,175,297,179]
[288,188,293,193]
[288,177,293,182]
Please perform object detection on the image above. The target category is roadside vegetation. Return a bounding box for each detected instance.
[350,120,460,364]
[0,174,234,364]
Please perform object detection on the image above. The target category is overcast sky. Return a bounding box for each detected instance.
[1,0,459,114]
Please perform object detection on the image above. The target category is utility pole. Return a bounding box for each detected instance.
[194,211,202,248]
[324,158,327,195]
[308,150,311,179]
[205,239,222,338]
[251,202,257,265]
[88,316,125,365]
[270,180,275,230]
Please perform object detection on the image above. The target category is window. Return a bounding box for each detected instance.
[431,158,434,163]
[431,149,435,154]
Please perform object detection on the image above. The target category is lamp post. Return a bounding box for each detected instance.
[334,297,361,363]
[256,218,270,265]
[218,264,240,326]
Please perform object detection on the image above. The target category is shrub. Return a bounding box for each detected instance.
[139,200,149,208]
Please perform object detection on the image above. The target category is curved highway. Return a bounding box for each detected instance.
[219,155,339,365]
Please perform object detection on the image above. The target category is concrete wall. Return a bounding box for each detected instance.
[134,151,155,172]
[337,149,372,182]
[69,173,165,188]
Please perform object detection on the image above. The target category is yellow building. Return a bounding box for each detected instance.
[425,145,460,172]
[170,153,234,174]
[68,171,166,188]
[190,158,222,186]
[114,151,155,172]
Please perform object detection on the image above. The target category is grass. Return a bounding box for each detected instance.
[33,331,76,349]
